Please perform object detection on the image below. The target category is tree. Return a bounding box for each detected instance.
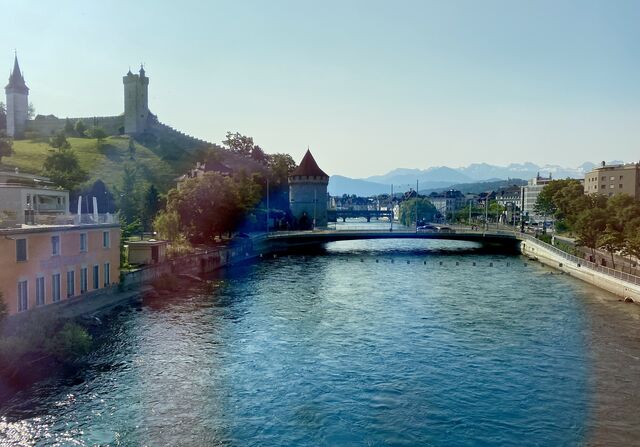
[574,208,608,256]
[88,126,107,141]
[49,131,71,150]
[0,130,13,163]
[74,120,86,137]
[166,171,262,243]
[42,147,88,191]
[79,179,116,213]
[153,209,181,242]
[128,138,136,159]
[0,102,6,131]
[398,198,437,227]
[27,102,35,120]
[116,164,141,225]
[598,224,624,269]
[222,131,255,157]
[64,119,74,135]
[0,291,7,323]
[142,184,161,231]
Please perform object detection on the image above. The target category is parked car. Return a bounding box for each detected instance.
[417,224,437,231]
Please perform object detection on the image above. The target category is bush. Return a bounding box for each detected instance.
[45,322,92,361]
[0,291,7,322]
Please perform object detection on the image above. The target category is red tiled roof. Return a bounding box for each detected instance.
[290,150,328,177]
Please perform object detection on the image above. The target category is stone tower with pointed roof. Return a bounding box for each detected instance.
[289,149,330,229]
[5,54,29,137]
[123,65,149,134]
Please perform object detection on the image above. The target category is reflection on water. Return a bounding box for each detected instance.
[0,239,599,445]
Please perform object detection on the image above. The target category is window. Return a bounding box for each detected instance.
[619,184,623,189]
[620,175,624,180]
[18,280,28,312]
[67,270,75,298]
[80,233,88,252]
[36,276,45,306]
[103,231,110,248]
[104,262,110,286]
[52,274,61,302]
[80,267,88,293]
[610,176,615,181]
[52,235,60,256]
[16,239,27,262]
[602,185,606,190]
[93,265,100,289]
[602,176,606,180]
[610,184,615,189]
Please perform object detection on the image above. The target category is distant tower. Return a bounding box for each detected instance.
[5,54,29,138]
[123,65,149,134]
[289,149,330,229]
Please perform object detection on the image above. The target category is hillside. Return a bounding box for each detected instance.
[2,136,177,192]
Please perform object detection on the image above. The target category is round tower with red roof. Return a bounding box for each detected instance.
[289,149,329,229]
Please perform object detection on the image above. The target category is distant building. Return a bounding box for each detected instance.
[0,174,120,316]
[521,173,553,223]
[175,159,233,189]
[123,65,150,134]
[584,161,640,199]
[428,190,465,221]
[495,185,522,223]
[289,150,329,229]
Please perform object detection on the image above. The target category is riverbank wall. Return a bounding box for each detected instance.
[519,235,640,301]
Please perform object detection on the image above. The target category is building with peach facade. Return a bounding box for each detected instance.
[0,174,121,316]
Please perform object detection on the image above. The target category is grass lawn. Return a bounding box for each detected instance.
[1,136,176,191]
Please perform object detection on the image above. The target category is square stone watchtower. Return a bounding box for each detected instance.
[123,65,149,134]
[289,149,330,229]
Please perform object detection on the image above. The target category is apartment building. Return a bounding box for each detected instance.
[584,162,640,198]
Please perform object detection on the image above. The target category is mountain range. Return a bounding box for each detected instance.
[328,161,625,196]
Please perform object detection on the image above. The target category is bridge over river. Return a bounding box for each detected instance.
[264,228,522,252]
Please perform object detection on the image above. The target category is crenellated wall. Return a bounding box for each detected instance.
[26,115,124,137]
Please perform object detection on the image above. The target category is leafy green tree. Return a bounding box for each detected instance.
[27,102,35,120]
[49,130,71,150]
[0,291,7,323]
[64,119,74,135]
[45,322,92,360]
[128,138,136,159]
[88,126,107,141]
[575,208,608,256]
[153,209,181,242]
[598,224,624,269]
[166,171,262,243]
[74,120,86,137]
[398,198,437,227]
[116,164,141,224]
[142,184,161,231]
[0,101,6,131]
[222,131,255,157]
[0,130,13,163]
[42,147,88,191]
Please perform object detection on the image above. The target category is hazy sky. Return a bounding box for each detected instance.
[2,0,639,178]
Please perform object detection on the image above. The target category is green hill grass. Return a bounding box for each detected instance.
[2,136,177,192]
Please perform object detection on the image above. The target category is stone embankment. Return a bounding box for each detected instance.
[519,234,640,302]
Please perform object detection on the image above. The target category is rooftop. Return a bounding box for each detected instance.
[290,150,328,178]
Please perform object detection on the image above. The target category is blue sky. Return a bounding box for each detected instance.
[2,0,639,177]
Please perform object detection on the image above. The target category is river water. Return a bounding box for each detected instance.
[1,238,639,446]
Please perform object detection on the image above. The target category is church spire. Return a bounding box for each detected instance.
[6,52,28,93]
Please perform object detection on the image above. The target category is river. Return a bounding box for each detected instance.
[1,238,639,446]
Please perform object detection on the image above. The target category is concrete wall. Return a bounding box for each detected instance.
[520,236,640,301]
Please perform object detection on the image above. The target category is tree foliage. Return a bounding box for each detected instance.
[115,164,141,224]
[74,120,86,137]
[42,147,88,191]
[88,126,107,141]
[164,171,262,243]
[398,198,437,227]
[0,130,13,163]
[49,130,71,150]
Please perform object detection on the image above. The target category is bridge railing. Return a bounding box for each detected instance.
[520,233,640,286]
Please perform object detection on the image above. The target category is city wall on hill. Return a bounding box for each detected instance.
[26,115,124,136]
